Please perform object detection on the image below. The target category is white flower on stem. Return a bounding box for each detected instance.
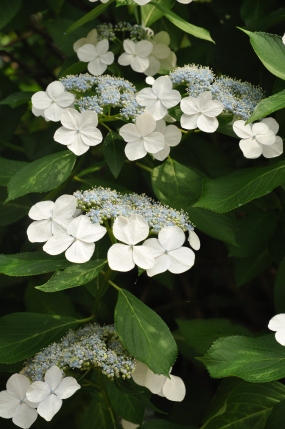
[268,314,285,345]
[136,76,181,120]
[180,91,224,133]
[233,118,281,159]
[188,230,200,250]
[43,215,106,263]
[77,40,114,76]
[31,81,75,122]
[54,108,103,156]
[143,226,195,277]
[144,32,172,76]
[27,195,77,243]
[73,29,98,53]
[0,374,38,429]
[119,112,165,161]
[107,215,155,272]
[152,120,181,161]
[132,361,186,402]
[118,39,153,73]
[26,366,80,422]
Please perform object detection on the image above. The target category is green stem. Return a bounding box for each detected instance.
[108,279,120,291]
[77,314,95,324]
[135,162,153,173]
[101,122,112,133]
[99,372,117,429]
[0,141,25,153]
[104,219,116,244]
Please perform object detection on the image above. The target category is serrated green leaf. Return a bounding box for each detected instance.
[177,319,252,356]
[115,288,177,376]
[247,89,285,123]
[265,399,285,429]
[7,151,76,201]
[239,29,285,80]
[0,157,28,186]
[194,162,285,213]
[0,312,78,363]
[0,0,21,29]
[0,92,33,108]
[36,259,107,292]
[150,1,214,43]
[234,248,272,286]
[0,252,72,276]
[66,1,114,34]
[103,131,126,178]
[199,334,285,382]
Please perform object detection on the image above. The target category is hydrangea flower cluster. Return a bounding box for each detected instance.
[74,186,195,234]
[22,323,135,381]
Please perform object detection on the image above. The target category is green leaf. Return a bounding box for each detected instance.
[150,1,214,43]
[274,256,285,313]
[36,259,107,292]
[0,198,30,226]
[0,157,28,186]
[177,319,252,356]
[78,393,113,429]
[247,89,285,123]
[194,162,285,213]
[115,288,177,376]
[0,312,78,363]
[141,421,196,429]
[202,380,285,429]
[0,252,72,276]
[0,0,21,29]
[199,334,285,383]
[24,285,77,317]
[239,29,285,80]
[265,399,285,429]
[103,131,126,178]
[7,151,76,201]
[0,92,33,108]
[66,1,114,34]
[57,57,87,78]
[234,248,272,286]
[142,0,174,26]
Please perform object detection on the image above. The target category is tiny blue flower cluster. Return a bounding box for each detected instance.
[22,324,135,382]
[61,74,144,120]
[74,187,194,234]
[169,64,263,120]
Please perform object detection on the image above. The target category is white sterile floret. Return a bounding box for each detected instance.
[26,366,80,422]
[136,76,181,120]
[121,420,139,429]
[268,314,285,345]
[143,32,172,76]
[143,226,195,277]
[180,91,224,133]
[132,361,186,402]
[153,119,181,161]
[77,40,114,76]
[188,230,200,250]
[119,112,165,161]
[31,81,75,122]
[73,29,98,53]
[107,215,155,272]
[118,39,153,73]
[54,108,103,156]
[233,118,282,159]
[27,195,77,243]
[43,215,106,263]
[0,374,38,429]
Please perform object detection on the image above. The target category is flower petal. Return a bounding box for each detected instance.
[161,375,186,402]
[180,97,199,115]
[132,361,166,394]
[54,127,77,145]
[26,381,50,403]
[188,230,200,250]
[27,220,53,243]
[197,114,219,133]
[28,201,54,221]
[81,128,103,147]
[43,233,74,255]
[143,132,165,153]
[88,58,108,76]
[96,39,109,55]
[201,100,224,117]
[60,108,80,130]
[163,125,181,147]
[77,44,97,62]
[146,253,171,277]
[0,391,20,418]
[136,112,156,136]
[65,241,95,263]
[125,140,147,161]
[136,40,153,57]
[239,138,262,159]
[7,374,30,401]
[100,52,114,66]
[37,394,62,422]
[107,243,135,272]
[180,113,199,130]
[144,55,161,76]
[113,215,149,245]
[119,124,140,143]
[12,403,38,429]
[168,247,195,273]
[158,226,185,251]
[32,92,51,110]
[54,377,80,399]
[67,136,90,156]
[44,103,64,122]
[131,56,149,73]
[268,314,285,332]
[261,117,279,134]
[53,195,77,219]
[67,215,106,243]
[143,238,165,258]
[118,52,133,67]
[233,120,253,139]
[275,328,285,346]
[263,137,283,158]
[133,245,155,269]
[122,39,136,55]
[256,130,276,145]
[152,145,170,161]
[46,82,65,99]
[45,366,62,391]
[55,92,75,108]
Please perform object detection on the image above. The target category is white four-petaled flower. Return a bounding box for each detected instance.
[119,112,165,161]
[143,226,195,277]
[118,39,153,73]
[77,40,114,76]
[0,374,38,429]
[26,366,80,422]
[136,76,181,120]
[73,29,98,53]
[132,361,186,402]
[180,91,224,133]
[27,195,77,243]
[233,118,283,159]
[143,32,174,76]
[43,215,106,263]
[153,120,181,161]
[268,314,285,345]
[107,215,155,272]
[54,108,103,156]
[31,81,75,122]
